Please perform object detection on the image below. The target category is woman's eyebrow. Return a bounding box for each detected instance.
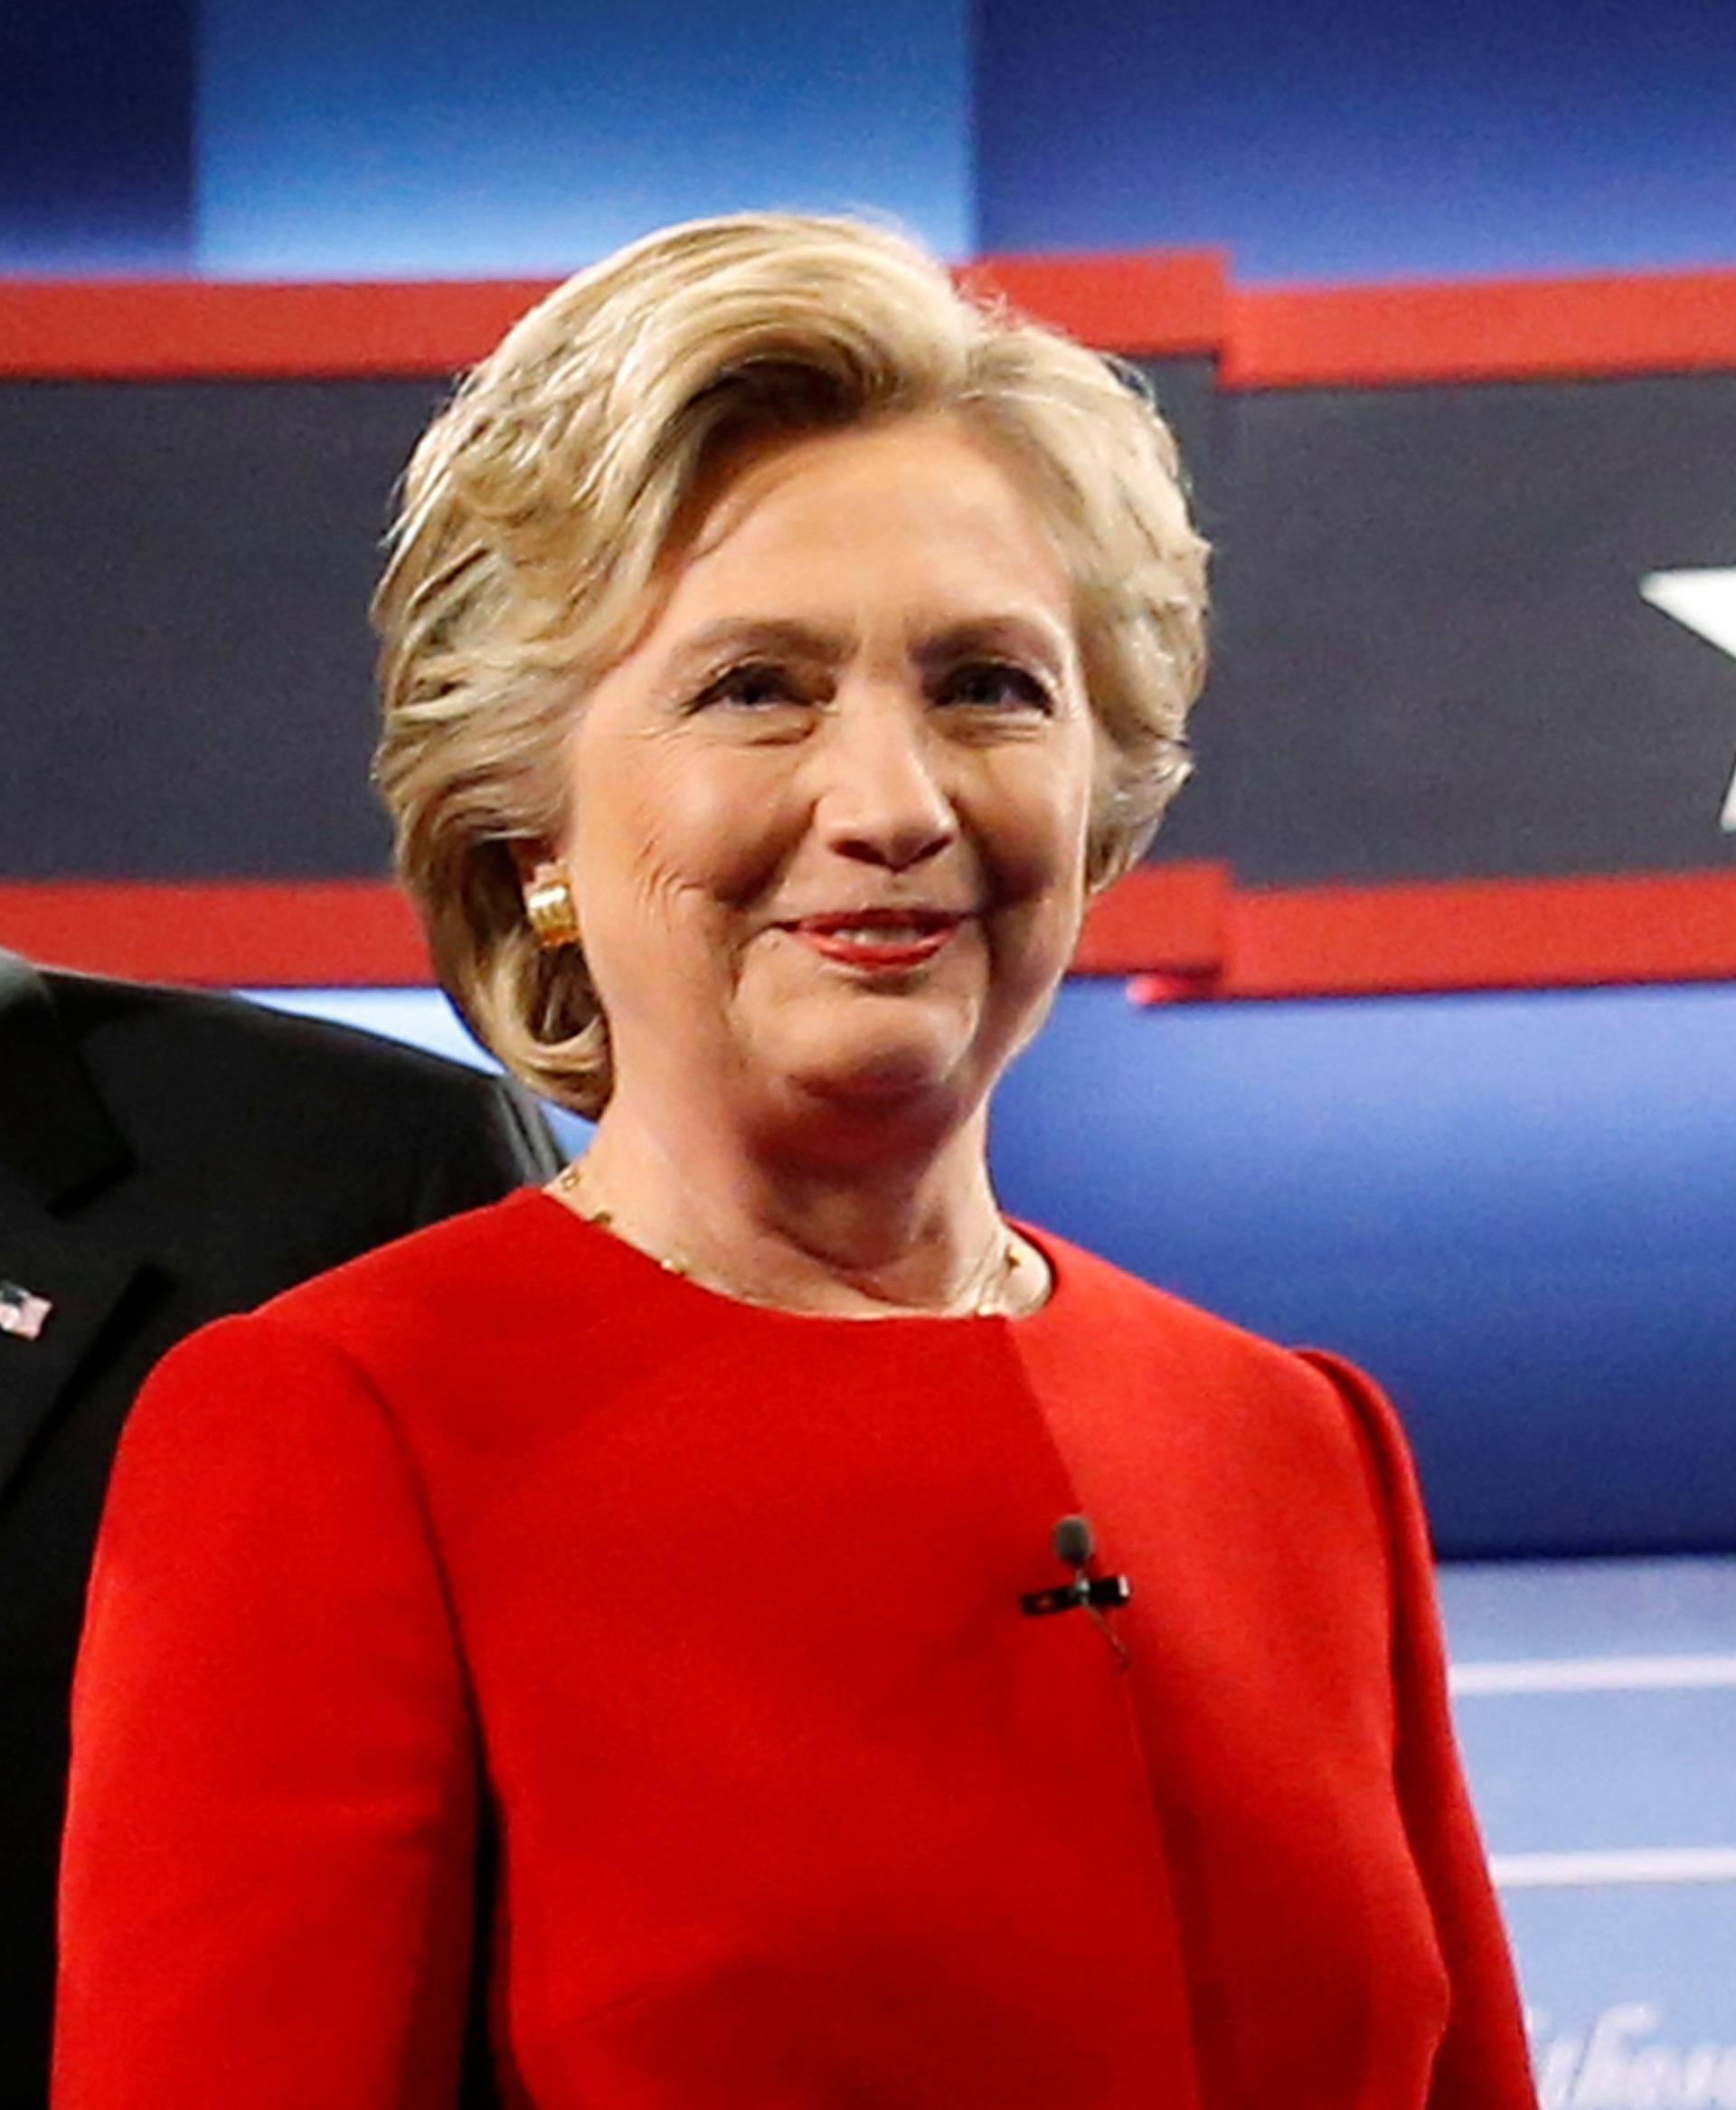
[914,616,1072,683]
[664,617,851,675]
[658,612,1074,688]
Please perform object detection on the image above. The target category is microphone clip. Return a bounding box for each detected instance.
[1018,1572,1133,1618]
[1019,1513,1132,1669]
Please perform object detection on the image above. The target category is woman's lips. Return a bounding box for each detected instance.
[785,911,967,970]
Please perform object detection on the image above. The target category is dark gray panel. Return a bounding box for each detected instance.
[1,378,445,877]
[5,364,1735,889]
[1203,372,1736,883]
[1125,355,1241,865]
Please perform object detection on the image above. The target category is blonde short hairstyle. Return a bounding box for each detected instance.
[374,212,1208,1116]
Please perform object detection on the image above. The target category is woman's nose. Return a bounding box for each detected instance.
[815,692,958,871]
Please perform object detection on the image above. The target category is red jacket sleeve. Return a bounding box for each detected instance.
[1300,1350,1538,2110]
[54,1313,481,2109]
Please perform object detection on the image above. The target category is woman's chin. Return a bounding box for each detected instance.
[768,1013,980,1117]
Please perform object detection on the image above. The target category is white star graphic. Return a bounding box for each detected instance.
[1638,566,1736,831]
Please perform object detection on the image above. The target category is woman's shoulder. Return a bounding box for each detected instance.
[1031,1224,1409,1480]
[149,1187,580,1403]
[1034,1224,1320,1381]
[121,1189,610,1482]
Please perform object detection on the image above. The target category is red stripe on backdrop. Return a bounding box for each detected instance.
[1225,268,1736,390]
[0,882,430,984]
[958,251,1227,355]
[9,258,1736,384]
[1129,868,1736,1004]
[0,254,1231,378]
[0,278,560,379]
[1071,863,1229,975]
[4,869,1733,996]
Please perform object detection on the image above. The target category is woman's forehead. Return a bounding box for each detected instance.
[662,421,1073,616]
[684,412,1044,549]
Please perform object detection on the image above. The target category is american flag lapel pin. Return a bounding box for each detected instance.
[0,1280,53,1341]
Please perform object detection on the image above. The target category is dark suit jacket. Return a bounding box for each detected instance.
[0,951,559,2110]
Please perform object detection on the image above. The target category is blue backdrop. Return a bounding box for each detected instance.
[992,980,1736,1557]
[195,0,972,276]
[976,0,1736,278]
[255,977,1736,1561]
[9,0,1736,278]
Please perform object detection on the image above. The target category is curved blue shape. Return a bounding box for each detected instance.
[990,981,1736,1557]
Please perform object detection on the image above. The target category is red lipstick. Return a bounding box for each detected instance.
[787,908,965,970]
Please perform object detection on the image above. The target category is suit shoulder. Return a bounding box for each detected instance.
[61,973,493,1101]
[53,974,559,1189]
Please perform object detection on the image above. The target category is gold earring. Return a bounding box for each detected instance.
[524,866,580,950]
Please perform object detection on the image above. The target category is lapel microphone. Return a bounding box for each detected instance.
[1020,1513,1132,1668]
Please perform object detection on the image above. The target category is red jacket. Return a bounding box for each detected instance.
[56,1192,1535,2107]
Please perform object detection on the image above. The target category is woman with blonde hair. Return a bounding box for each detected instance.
[55,213,1534,2108]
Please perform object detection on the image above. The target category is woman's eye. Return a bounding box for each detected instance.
[938,661,1054,714]
[694,661,804,711]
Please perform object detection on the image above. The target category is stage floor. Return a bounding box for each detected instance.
[1440,1555,1736,2099]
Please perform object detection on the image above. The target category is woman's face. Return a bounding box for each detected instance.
[555,414,1099,1140]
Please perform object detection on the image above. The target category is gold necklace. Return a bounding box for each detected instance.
[551,1159,1044,1320]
